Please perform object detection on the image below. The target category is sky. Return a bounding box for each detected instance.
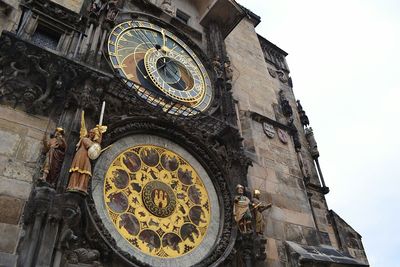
[236,1,400,266]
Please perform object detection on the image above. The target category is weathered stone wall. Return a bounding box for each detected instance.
[225,17,344,267]
[0,0,21,36]
[0,105,50,265]
[225,18,276,118]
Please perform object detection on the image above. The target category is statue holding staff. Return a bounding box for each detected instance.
[67,102,107,195]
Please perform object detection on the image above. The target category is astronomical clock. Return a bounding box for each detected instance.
[87,18,233,266]
[108,21,213,116]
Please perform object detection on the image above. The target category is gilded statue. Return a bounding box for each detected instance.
[233,184,252,233]
[40,127,66,187]
[252,189,272,236]
[67,110,107,195]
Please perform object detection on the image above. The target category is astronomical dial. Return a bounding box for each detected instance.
[108,21,213,116]
[104,145,211,258]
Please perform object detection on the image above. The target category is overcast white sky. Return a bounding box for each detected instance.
[236,1,400,266]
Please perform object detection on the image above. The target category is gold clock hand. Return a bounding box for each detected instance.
[161,30,171,54]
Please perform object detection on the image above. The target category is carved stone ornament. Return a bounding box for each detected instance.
[262,122,275,138]
[277,128,288,144]
[276,70,288,83]
[161,0,175,16]
[267,67,277,78]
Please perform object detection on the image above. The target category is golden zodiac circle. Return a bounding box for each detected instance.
[104,145,211,258]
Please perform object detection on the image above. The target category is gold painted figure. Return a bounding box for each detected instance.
[40,127,66,187]
[67,111,107,195]
[233,184,252,233]
[252,189,272,235]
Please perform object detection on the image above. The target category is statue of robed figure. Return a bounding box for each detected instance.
[40,127,67,187]
[67,103,107,195]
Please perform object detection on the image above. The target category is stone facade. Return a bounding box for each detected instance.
[0,106,51,265]
[0,0,368,266]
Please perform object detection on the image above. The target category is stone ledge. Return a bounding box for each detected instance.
[285,241,369,266]
[0,251,17,267]
[0,176,32,200]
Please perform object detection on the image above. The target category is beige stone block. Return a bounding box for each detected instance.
[0,176,32,199]
[0,195,24,225]
[0,106,49,132]
[0,129,20,157]
[3,159,35,182]
[265,168,278,183]
[16,136,42,163]
[266,238,279,260]
[0,223,20,254]
[247,163,266,179]
[247,175,266,191]
[49,0,83,13]
[265,217,285,240]
[270,206,314,228]
[284,208,314,228]
[265,180,279,194]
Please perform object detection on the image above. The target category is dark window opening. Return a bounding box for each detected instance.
[31,23,62,50]
[176,9,190,24]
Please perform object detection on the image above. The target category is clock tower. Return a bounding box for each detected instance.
[0,0,368,266]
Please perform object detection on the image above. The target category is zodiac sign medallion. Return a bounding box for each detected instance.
[104,145,211,258]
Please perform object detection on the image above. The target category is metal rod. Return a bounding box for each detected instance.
[314,158,327,188]
[99,101,105,125]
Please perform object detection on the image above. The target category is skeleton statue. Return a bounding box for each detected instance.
[224,59,233,90]
[39,127,67,187]
[212,56,224,81]
[233,184,252,233]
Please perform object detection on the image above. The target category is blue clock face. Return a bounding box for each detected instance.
[108,21,213,116]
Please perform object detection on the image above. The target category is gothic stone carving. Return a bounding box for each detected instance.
[279,89,293,118]
[296,100,310,127]
[305,127,320,159]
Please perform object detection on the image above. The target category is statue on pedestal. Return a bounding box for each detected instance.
[67,108,107,195]
[212,56,224,81]
[40,127,66,187]
[224,59,233,90]
[251,190,272,236]
[233,184,252,233]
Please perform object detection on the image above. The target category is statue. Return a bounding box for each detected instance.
[67,109,107,195]
[66,248,101,265]
[87,0,104,17]
[279,90,293,118]
[212,56,224,81]
[105,0,119,22]
[39,127,66,187]
[224,59,233,90]
[296,100,310,127]
[305,127,319,159]
[160,0,175,16]
[233,184,252,233]
[251,190,272,236]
